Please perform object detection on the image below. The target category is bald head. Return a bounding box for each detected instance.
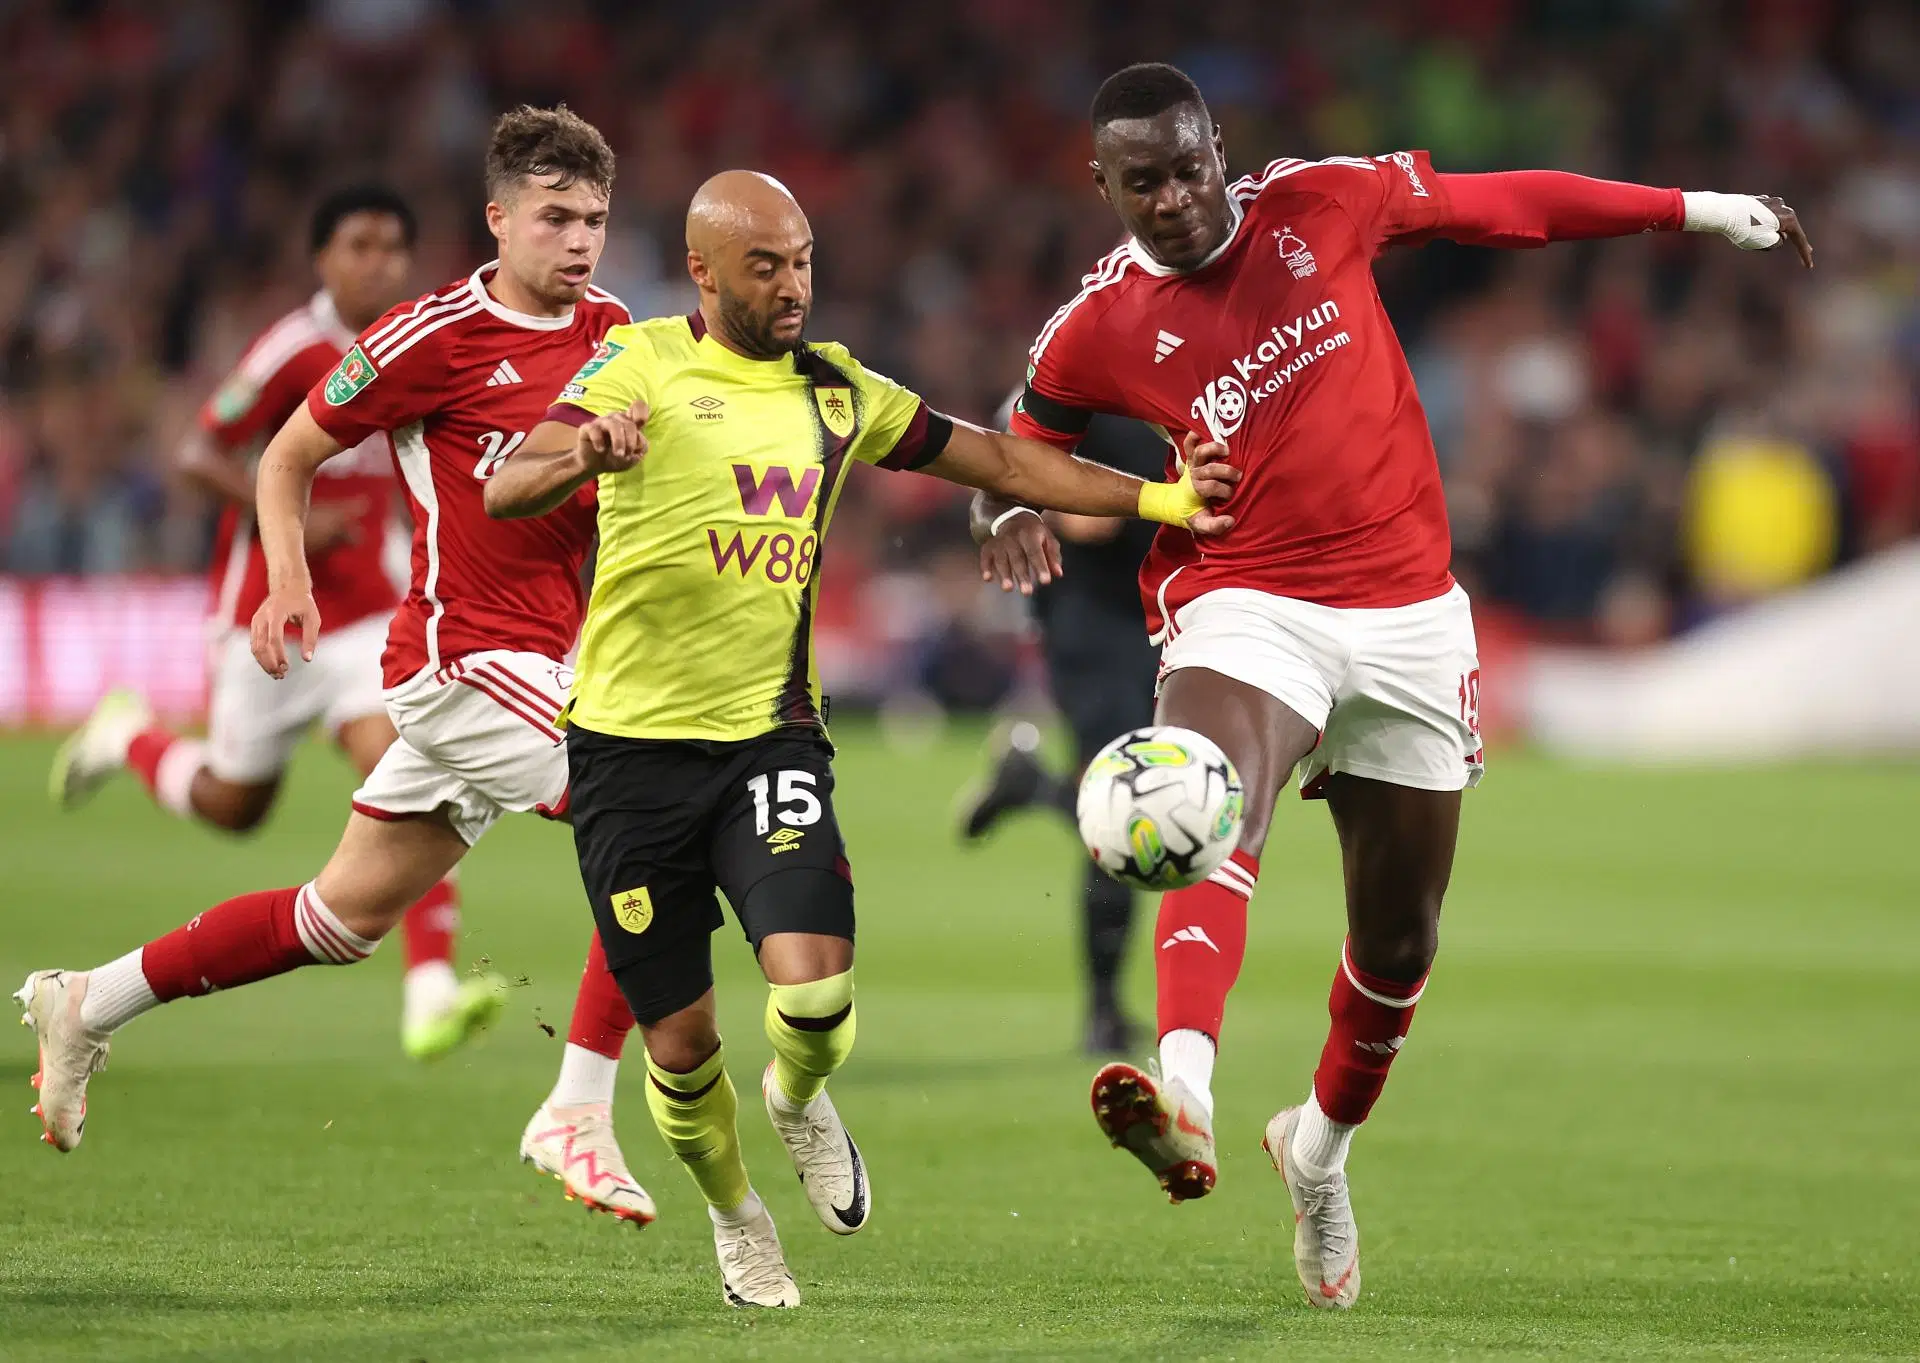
[686,169,815,358]
[687,170,805,253]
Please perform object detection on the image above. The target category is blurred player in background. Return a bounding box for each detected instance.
[958,396,1167,1056]
[17,107,654,1229]
[46,186,480,1059]
[487,170,1237,1308]
[977,62,1813,1308]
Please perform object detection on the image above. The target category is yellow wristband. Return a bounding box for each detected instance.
[1136,469,1205,527]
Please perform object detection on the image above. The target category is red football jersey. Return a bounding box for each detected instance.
[307,264,629,688]
[201,291,398,633]
[1014,151,1469,629]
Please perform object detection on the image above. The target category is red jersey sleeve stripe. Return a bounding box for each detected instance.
[543,403,597,427]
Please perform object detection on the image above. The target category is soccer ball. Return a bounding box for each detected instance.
[1076,726,1245,891]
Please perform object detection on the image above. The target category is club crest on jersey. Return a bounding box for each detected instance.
[610,886,653,934]
[323,345,378,405]
[1275,227,1317,279]
[813,386,856,439]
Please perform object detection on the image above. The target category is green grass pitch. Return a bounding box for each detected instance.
[0,727,1915,1361]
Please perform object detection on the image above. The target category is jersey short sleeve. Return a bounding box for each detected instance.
[546,324,650,422]
[1263,151,1452,252]
[305,313,449,447]
[810,342,951,471]
[201,346,328,451]
[1011,266,1127,451]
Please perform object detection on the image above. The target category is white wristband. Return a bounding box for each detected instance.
[1682,191,1781,250]
[989,506,1042,537]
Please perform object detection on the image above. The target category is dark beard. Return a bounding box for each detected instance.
[717,286,805,357]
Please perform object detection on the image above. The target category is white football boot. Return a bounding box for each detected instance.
[715,1198,800,1308]
[761,1062,870,1234]
[49,689,151,810]
[519,1101,656,1226]
[1089,1061,1217,1202]
[1263,1105,1362,1308]
[15,971,110,1151]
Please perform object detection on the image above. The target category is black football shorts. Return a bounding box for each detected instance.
[567,724,855,1024]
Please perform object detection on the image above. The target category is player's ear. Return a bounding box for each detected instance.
[1090,160,1113,209]
[686,248,713,292]
[1211,125,1227,171]
[484,200,509,248]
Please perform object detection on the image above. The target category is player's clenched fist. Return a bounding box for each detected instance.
[577,398,649,475]
[250,584,321,678]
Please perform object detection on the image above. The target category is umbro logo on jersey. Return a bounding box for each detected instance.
[485,359,523,387]
[767,827,804,854]
[1160,925,1220,953]
[691,395,725,420]
[1154,330,1185,363]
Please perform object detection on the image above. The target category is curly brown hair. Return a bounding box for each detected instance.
[484,104,616,202]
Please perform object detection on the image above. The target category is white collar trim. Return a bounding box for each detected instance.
[310,290,357,350]
[1124,196,1246,277]
[467,262,574,330]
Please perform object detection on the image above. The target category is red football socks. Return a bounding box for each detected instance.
[140,883,376,1003]
[567,932,635,1059]
[1311,939,1428,1124]
[401,878,460,971]
[125,727,176,795]
[1154,849,1258,1040]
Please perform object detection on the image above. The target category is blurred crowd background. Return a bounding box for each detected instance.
[1,0,1916,708]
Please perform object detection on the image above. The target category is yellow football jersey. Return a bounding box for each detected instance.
[549,312,950,741]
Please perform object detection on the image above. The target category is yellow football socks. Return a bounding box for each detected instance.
[644,1042,751,1212]
[764,969,857,1110]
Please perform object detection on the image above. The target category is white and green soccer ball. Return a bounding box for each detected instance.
[1075,726,1245,891]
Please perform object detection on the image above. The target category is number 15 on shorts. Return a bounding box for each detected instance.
[748,770,822,835]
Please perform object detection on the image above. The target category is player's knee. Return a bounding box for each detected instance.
[195,777,279,833]
[764,968,856,1105]
[1354,917,1440,983]
[643,1009,722,1077]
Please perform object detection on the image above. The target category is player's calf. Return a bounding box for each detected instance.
[761,969,868,1234]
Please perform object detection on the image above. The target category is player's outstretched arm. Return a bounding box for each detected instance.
[250,403,344,678]
[1431,169,1813,266]
[485,400,649,520]
[926,423,1240,534]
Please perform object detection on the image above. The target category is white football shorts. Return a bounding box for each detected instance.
[1157,583,1485,796]
[351,650,573,845]
[205,612,388,784]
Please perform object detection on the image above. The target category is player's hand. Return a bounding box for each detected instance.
[303,498,366,553]
[979,507,1064,596]
[250,586,320,678]
[577,399,649,475]
[1682,191,1812,267]
[1758,194,1813,268]
[1181,431,1240,537]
